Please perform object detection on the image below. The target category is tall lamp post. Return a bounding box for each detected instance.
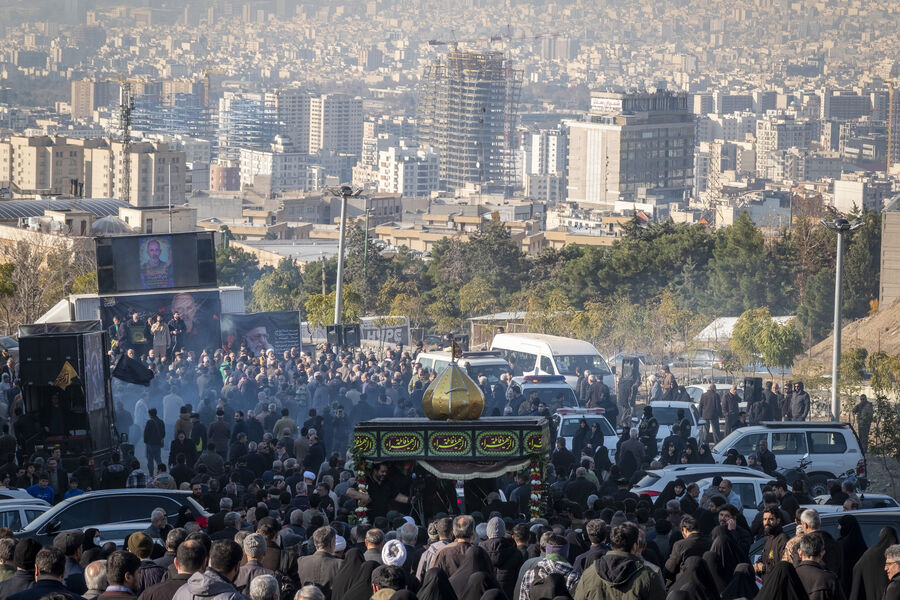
[329,185,362,327]
[821,217,862,421]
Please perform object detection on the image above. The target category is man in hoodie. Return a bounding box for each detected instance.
[480,517,522,600]
[137,541,206,600]
[573,522,665,600]
[172,541,247,600]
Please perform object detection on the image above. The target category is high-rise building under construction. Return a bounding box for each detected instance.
[417,49,522,195]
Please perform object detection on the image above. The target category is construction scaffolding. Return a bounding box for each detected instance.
[418,49,523,196]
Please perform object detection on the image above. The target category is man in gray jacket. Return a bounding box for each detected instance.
[172,541,248,600]
[296,527,341,600]
[790,382,810,421]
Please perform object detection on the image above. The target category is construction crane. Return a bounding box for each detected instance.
[426,28,560,50]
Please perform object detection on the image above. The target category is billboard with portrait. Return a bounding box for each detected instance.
[95,232,217,294]
[221,311,300,357]
[100,290,222,354]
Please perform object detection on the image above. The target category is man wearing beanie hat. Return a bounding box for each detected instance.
[233,535,273,595]
[518,533,579,600]
[127,533,164,594]
[480,517,523,600]
[53,531,86,594]
[0,539,42,597]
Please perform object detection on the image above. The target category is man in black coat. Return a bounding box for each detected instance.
[0,539,42,600]
[143,408,166,475]
[698,384,722,443]
[772,480,799,517]
[564,467,597,507]
[796,533,844,600]
[754,509,789,581]
[8,547,84,600]
[663,515,711,584]
[139,540,207,600]
[885,544,900,600]
[756,440,778,476]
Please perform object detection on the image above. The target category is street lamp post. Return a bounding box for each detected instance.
[329,185,362,327]
[821,217,863,421]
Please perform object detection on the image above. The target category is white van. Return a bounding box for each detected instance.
[489,333,614,392]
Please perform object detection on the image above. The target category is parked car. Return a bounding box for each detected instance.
[0,499,49,531]
[810,493,900,513]
[649,400,705,447]
[417,350,510,388]
[669,349,724,370]
[513,375,579,410]
[749,509,900,562]
[631,464,771,499]
[15,490,209,546]
[553,408,618,460]
[711,422,866,496]
[0,489,41,501]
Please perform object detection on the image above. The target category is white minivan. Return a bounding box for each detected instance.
[490,333,614,392]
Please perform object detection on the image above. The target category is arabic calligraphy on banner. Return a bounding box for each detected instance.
[525,432,545,453]
[381,432,424,456]
[428,432,471,456]
[352,432,376,455]
[476,432,519,456]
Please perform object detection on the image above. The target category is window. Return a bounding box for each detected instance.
[540,356,553,374]
[24,509,45,525]
[807,431,847,454]
[107,495,181,523]
[0,510,21,530]
[732,433,767,456]
[55,499,102,530]
[733,482,758,508]
[772,432,808,455]
[503,350,536,374]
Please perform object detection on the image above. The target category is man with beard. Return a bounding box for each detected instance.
[754,508,789,580]
[346,463,409,519]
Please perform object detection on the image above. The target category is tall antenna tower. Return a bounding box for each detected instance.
[119,81,134,204]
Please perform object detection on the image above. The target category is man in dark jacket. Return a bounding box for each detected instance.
[0,540,44,600]
[573,519,608,576]
[480,517,522,600]
[757,440,778,476]
[565,467,598,507]
[698,384,722,443]
[100,453,128,490]
[233,535,274,595]
[762,381,782,422]
[574,522,665,599]
[138,541,207,600]
[663,515,711,584]
[885,544,900,600]
[295,527,341,599]
[53,531,86,595]
[754,509,789,580]
[791,382,811,421]
[127,534,164,594]
[9,547,84,600]
[796,533,844,600]
[143,409,165,475]
[721,384,741,434]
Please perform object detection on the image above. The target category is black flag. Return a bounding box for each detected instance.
[112,355,154,387]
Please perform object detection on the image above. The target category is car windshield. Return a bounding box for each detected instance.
[553,354,610,375]
[560,417,615,437]
[465,364,508,385]
[524,387,578,410]
[650,407,695,426]
[635,472,661,488]
[713,428,747,453]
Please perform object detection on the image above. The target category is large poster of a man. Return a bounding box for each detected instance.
[140,236,174,290]
[100,291,221,356]
[221,312,300,357]
[83,332,106,412]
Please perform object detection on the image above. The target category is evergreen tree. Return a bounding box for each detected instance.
[706,212,770,315]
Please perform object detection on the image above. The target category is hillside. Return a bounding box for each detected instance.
[803,300,900,367]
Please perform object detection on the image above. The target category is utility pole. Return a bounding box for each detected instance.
[329,185,362,326]
[168,162,172,233]
[118,81,134,205]
[821,217,862,421]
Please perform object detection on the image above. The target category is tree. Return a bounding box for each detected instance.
[463,215,526,298]
[757,319,804,376]
[458,276,496,318]
[216,245,262,289]
[730,307,772,366]
[707,213,770,315]
[304,290,363,330]
[344,223,390,313]
[841,211,881,319]
[796,268,834,343]
[249,258,304,312]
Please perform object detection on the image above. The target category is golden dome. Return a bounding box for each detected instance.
[422,362,484,421]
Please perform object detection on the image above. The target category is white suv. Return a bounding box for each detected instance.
[711,422,866,496]
[416,350,509,388]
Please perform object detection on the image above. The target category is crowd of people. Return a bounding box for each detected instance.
[0,336,888,600]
